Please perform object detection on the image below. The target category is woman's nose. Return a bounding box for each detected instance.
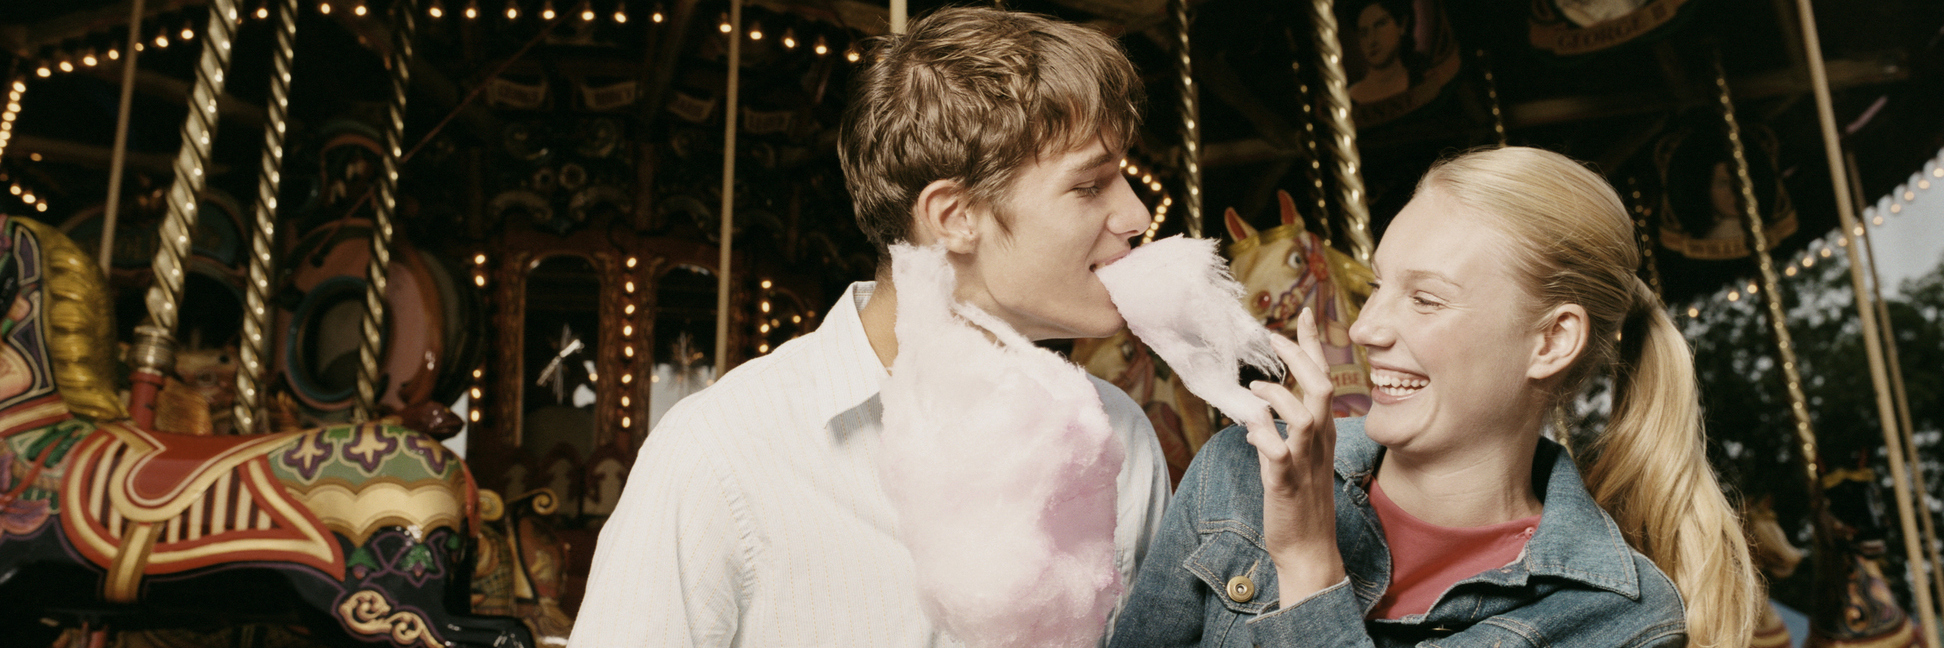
[1348,294,1391,348]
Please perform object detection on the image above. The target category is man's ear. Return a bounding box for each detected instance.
[911,179,980,254]
[1529,303,1588,381]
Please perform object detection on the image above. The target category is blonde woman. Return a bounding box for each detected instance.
[1111,147,1759,647]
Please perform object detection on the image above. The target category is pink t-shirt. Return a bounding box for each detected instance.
[1367,480,1540,619]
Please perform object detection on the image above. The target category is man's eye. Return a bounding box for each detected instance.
[1077,185,1102,197]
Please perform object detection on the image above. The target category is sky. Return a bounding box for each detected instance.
[1867,151,1944,298]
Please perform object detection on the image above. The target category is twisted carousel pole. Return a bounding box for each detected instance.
[354,0,421,421]
[128,0,242,430]
[1788,0,1941,636]
[233,0,300,435]
[1477,48,1508,149]
[1307,0,1371,264]
[1168,0,1202,237]
[1714,53,1825,537]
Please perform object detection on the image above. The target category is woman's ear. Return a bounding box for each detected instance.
[1529,303,1588,381]
[912,179,980,254]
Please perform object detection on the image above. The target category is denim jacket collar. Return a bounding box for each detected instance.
[1332,418,1643,600]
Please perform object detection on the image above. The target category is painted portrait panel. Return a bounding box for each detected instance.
[1339,0,1461,127]
[1529,0,1694,56]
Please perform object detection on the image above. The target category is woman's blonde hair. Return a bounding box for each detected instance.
[1419,147,1758,648]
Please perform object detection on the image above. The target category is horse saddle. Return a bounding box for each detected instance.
[58,422,344,602]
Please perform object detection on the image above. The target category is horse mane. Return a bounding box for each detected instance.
[19,218,127,421]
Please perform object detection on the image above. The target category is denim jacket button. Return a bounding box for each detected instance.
[1226,576,1256,603]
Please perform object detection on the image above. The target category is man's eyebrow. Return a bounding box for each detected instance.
[1065,149,1120,177]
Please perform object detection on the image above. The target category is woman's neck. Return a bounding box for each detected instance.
[1374,431,1544,528]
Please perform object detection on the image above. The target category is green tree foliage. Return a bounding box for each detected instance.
[1606,245,1944,614]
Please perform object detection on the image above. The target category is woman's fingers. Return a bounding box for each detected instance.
[1242,414,1288,463]
[1252,380,1311,435]
[1291,313,1336,420]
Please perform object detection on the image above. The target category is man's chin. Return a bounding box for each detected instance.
[1068,314,1127,341]
[1027,321,1123,343]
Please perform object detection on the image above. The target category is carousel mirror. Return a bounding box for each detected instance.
[649,264,716,432]
[517,254,603,517]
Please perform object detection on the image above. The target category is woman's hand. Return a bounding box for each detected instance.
[1242,307,1347,607]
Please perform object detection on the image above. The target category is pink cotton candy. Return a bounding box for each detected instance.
[879,243,1125,648]
[1096,235,1284,428]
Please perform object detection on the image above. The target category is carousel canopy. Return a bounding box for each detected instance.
[0,0,1936,304]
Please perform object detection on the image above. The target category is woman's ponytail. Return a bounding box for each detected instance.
[1585,277,1759,648]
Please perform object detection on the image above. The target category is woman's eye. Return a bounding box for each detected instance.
[1411,295,1441,308]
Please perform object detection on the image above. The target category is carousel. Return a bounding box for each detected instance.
[0,0,1938,646]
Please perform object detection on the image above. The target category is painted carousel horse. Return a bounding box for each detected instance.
[472,489,573,647]
[1810,466,1920,648]
[1747,496,1806,648]
[1224,190,1374,417]
[0,219,530,648]
[1073,331,1211,486]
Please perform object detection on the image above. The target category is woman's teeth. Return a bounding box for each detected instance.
[1372,373,1427,396]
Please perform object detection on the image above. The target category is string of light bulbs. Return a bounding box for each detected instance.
[1681,147,1944,317]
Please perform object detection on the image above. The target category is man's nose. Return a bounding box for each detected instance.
[1107,177,1150,238]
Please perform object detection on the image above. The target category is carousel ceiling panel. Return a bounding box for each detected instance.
[0,0,1933,306]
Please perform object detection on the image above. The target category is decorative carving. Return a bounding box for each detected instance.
[338,589,445,648]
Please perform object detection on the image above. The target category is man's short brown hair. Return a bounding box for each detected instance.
[838,7,1143,257]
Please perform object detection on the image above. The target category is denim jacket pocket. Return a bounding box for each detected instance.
[1185,529,1278,617]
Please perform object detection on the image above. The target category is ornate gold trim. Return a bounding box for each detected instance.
[339,589,446,648]
[104,521,159,602]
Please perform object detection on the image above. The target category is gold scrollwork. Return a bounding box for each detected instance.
[338,589,446,648]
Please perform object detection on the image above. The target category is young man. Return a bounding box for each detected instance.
[570,7,1170,646]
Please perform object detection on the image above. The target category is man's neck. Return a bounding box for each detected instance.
[858,274,899,368]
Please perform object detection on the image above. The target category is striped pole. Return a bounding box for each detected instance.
[1168,0,1202,237]
[1307,0,1371,263]
[129,0,242,429]
[354,0,421,421]
[233,0,300,434]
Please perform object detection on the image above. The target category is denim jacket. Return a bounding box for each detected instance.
[1109,418,1686,648]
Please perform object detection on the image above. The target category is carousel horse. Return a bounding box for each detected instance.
[0,219,530,648]
[472,489,573,647]
[1073,331,1211,487]
[1223,190,1374,418]
[1810,466,1920,648]
[1747,496,1805,648]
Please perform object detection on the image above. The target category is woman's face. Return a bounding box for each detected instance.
[1349,188,1550,455]
[1358,3,1404,69]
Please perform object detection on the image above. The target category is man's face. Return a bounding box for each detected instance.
[951,137,1150,341]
